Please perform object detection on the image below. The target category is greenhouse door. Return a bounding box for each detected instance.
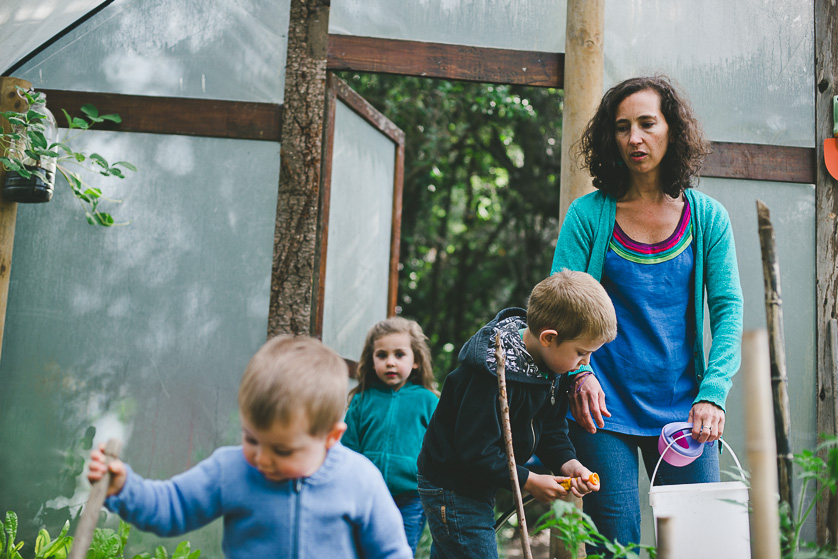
[314,74,405,364]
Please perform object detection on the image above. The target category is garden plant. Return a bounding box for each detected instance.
[1,510,200,559]
[0,87,135,226]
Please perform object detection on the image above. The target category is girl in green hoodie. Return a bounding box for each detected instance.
[343,317,439,556]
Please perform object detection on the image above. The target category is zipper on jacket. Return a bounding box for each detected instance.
[550,378,556,405]
[292,479,303,558]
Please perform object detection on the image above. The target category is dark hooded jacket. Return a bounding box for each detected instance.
[417,308,576,500]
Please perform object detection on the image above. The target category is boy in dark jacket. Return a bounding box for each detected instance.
[417,270,617,559]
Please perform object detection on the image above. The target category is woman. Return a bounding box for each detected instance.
[550,75,743,550]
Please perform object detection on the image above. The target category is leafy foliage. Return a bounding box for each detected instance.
[780,436,838,558]
[0,88,135,226]
[533,499,656,558]
[336,73,564,377]
[1,511,200,559]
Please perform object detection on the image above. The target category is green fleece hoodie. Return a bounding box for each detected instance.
[343,382,438,496]
[551,188,743,410]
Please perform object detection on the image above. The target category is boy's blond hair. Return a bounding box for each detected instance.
[527,270,617,344]
[238,336,348,436]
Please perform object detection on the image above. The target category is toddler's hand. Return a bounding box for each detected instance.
[87,444,127,497]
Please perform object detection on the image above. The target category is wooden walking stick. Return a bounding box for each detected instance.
[495,333,534,559]
[69,438,123,559]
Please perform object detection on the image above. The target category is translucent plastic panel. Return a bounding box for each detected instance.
[330,0,565,53]
[604,1,814,147]
[0,131,279,556]
[13,0,290,103]
[0,0,107,74]
[321,101,396,361]
[634,178,817,548]
[699,179,817,455]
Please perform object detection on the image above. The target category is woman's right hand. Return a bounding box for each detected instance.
[569,373,610,434]
[87,444,127,496]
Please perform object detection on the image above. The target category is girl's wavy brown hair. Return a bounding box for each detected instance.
[350,316,437,400]
[578,75,711,199]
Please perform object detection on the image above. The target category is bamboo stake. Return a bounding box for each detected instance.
[743,329,781,559]
[756,200,795,515]
[495,333,534,559]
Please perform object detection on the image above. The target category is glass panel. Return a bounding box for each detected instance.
[604,0,814,147]
[330,0,566,52]
[12,0,290,103]
[1,0,108,74]
[0,131,280,556]
[321,100,396,361]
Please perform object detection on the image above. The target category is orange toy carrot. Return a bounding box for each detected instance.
[559,472,600,490]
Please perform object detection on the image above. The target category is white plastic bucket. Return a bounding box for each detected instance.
[649,436,751,559]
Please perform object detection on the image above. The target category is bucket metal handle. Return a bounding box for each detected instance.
[651,434,743,487]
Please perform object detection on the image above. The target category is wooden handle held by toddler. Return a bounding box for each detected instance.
[69,438,123,559]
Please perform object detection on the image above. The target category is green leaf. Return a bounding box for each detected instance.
[113,161,137,172]
[83,188,102,199]
[118,521,130,551]
[89,153,108,168]
[171,541,191,559]
[71,117,89,130]
[60,109,76,128]
[34,530,48,555]
[154,544,168,559]
[100,114,122,124]
[92,212,115,226]
[80,104,99,119]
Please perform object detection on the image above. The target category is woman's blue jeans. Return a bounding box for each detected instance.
[417,475,498,559]
[394,492,426,556]
[568,420,719,556]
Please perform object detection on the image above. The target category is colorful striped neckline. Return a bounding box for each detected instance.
[609,199,693,264]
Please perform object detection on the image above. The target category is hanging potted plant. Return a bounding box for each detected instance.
[0,87,135,226]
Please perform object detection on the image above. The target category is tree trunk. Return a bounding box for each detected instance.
[268,0,331,337]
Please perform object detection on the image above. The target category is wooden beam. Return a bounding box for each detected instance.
[39,89,282,141]
[328,34,563,87]
[703,142,816,184]
[0,76,31,366]
[268,0,331,337]
[815,0,838,545]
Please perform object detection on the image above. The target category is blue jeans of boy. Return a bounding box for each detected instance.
[568,421,720,557]
[394,492,426,556]
[417,475,498,559]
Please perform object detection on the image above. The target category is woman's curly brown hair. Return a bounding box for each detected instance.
[577,75,711,199]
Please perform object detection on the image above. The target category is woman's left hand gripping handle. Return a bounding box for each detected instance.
[72,439,124,559]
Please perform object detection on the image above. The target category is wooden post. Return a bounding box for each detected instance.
[815,0,838,545]
[267,0,331,337]
[655,517,675,559]
[558,0,604,227]
[755,201,794,513]
[0,77,31,365]
[742,329,781,559]
[552,5,604,555]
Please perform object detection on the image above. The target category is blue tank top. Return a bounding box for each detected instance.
[589,198,697,436]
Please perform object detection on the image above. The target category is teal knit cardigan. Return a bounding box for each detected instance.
[550,189,743,410]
